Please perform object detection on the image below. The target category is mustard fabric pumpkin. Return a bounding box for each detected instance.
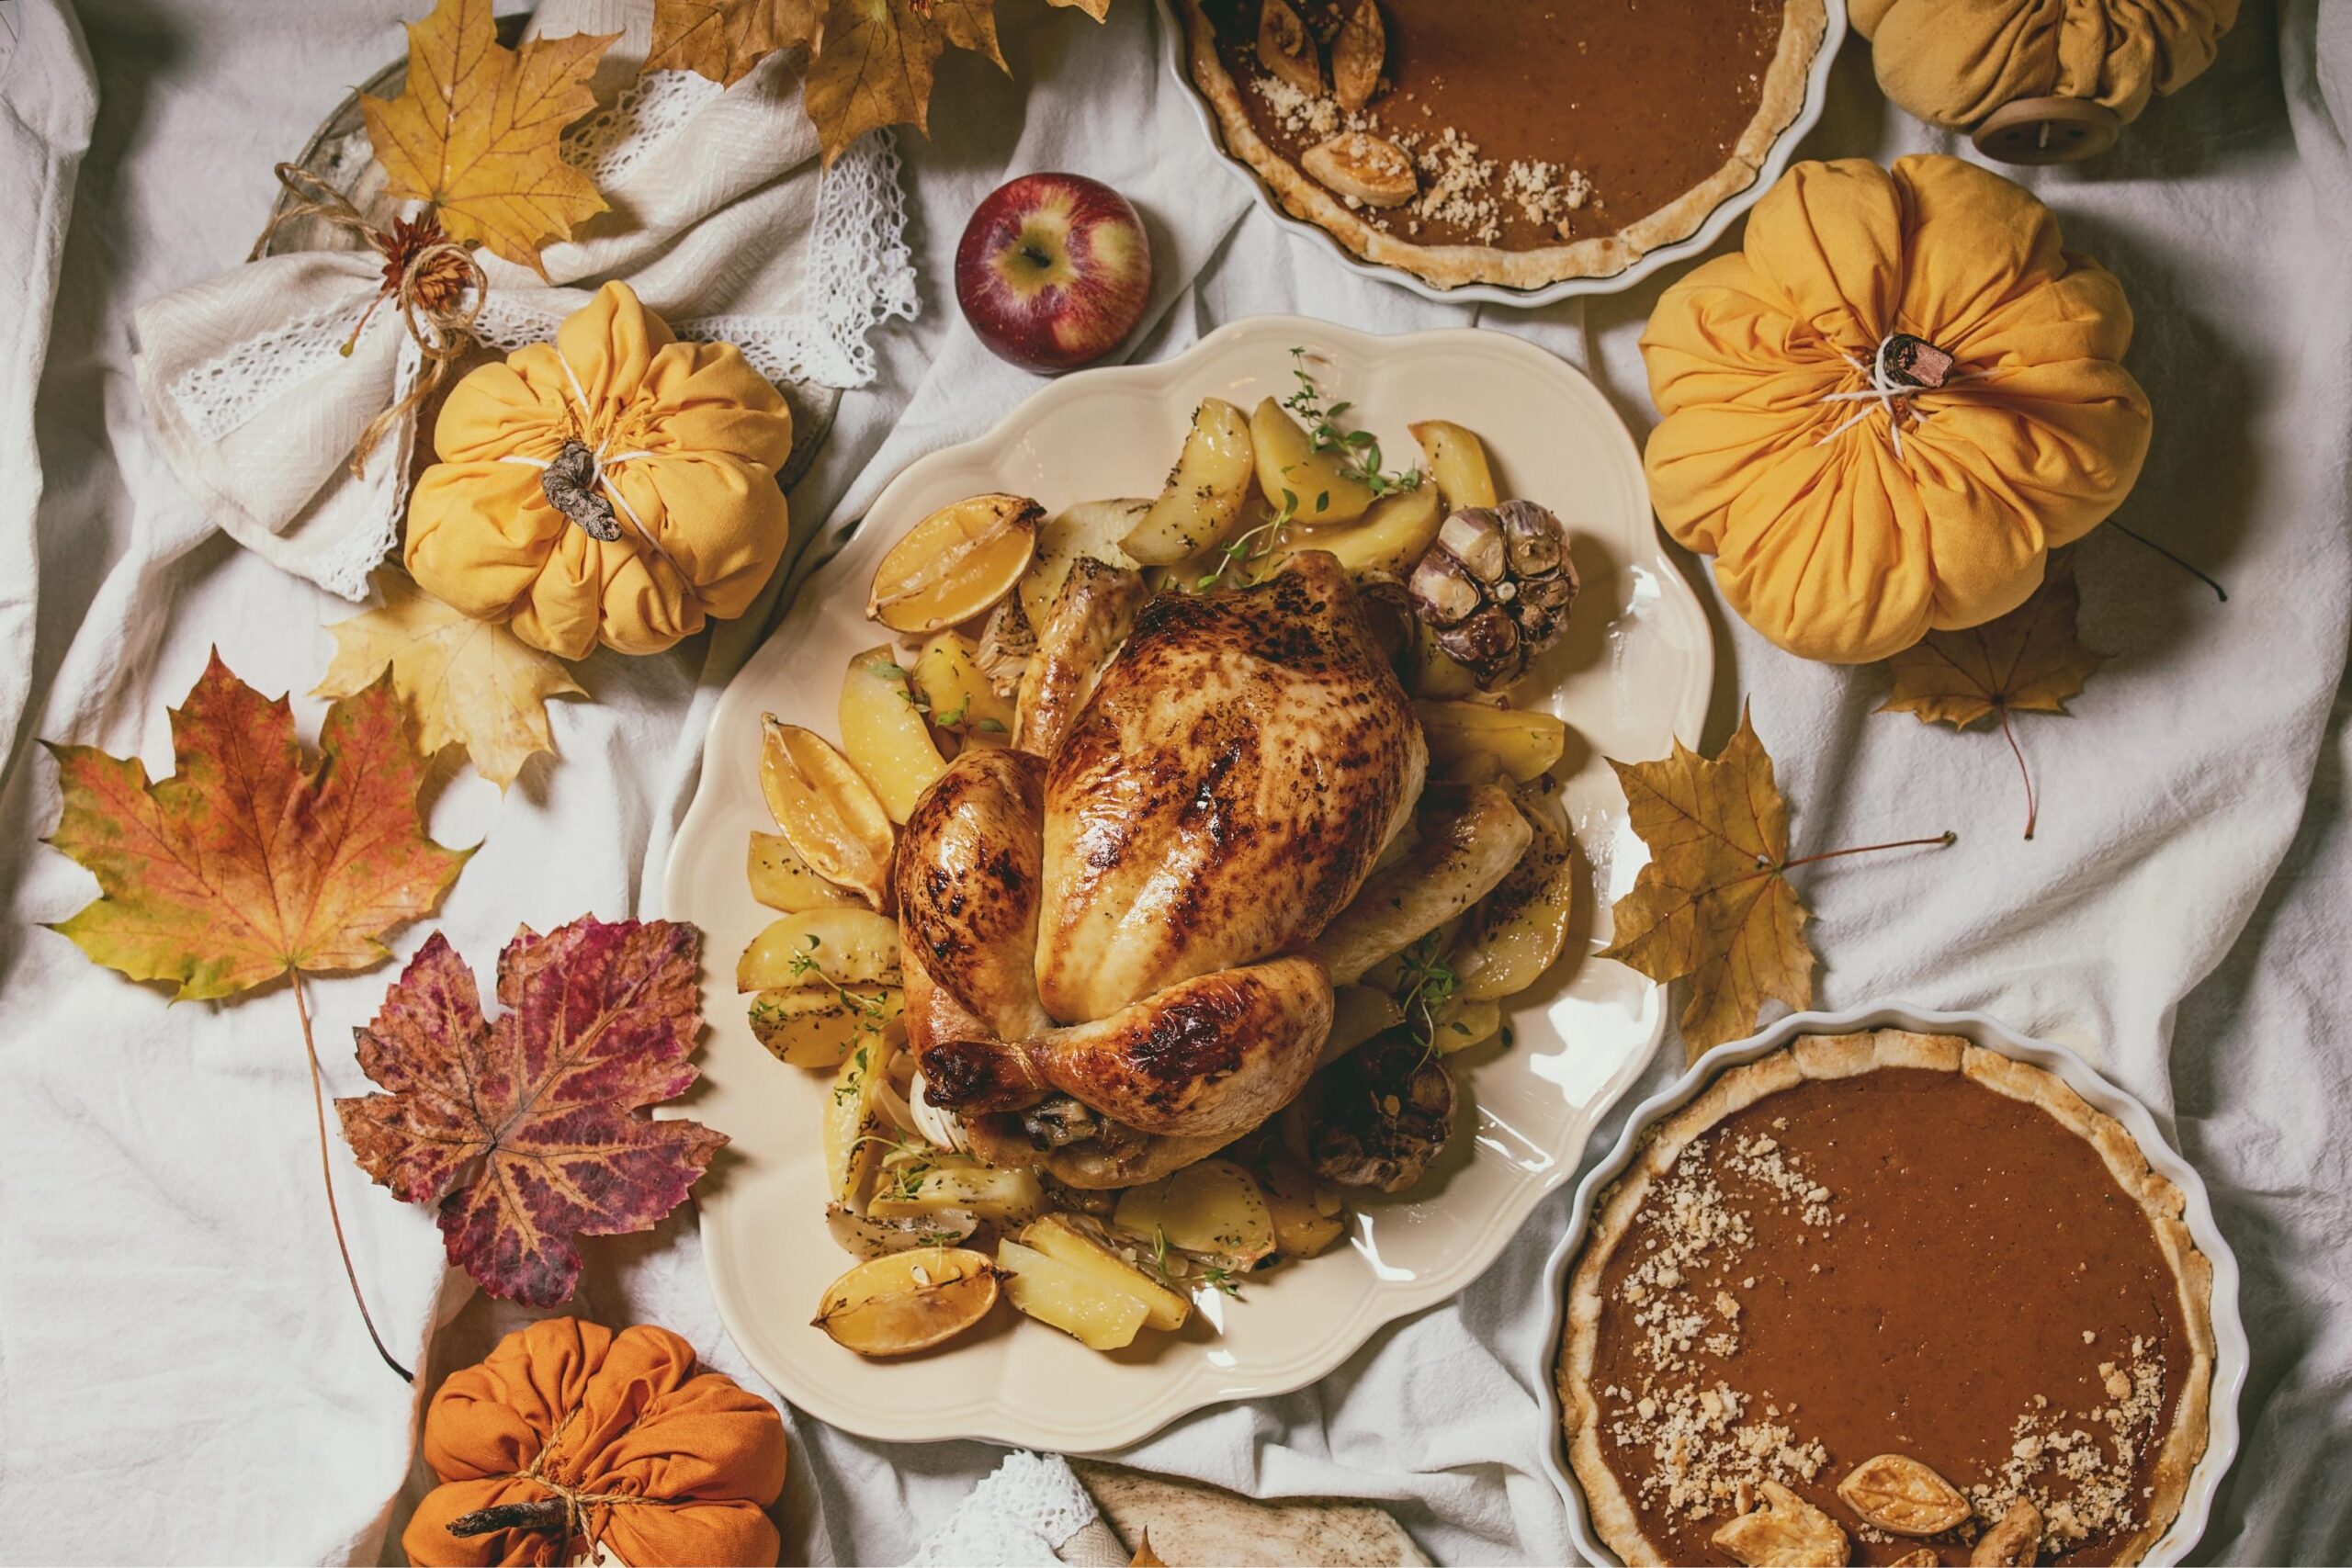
[1850,0,2239,129]
[407,280,793,660]
[1640,154,2151,664]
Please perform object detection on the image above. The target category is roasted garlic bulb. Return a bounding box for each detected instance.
[1306,1035,1456,1192]
[1407,500,1578,690]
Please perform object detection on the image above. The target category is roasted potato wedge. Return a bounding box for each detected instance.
[1432,996,1503,1055]
[997,1238,1151,1350]
[1261,479,1441,581]
[1257,1153,1348,1258]
[1250,397,1374,524]
[1124,398,1257,565]
[813,1247,1000,1356]
[1021,1214,1191,1331]
[760,718,894,908]
[1415,700,1567,784]
[1321,984,1406,1067]
[736,907,903,992]
[1112,1157,1277,1266]
[1019,499,1147,630]
[1409,420,1498,510]
[840,647,949,823]
[868,1158,1048,1226]
[747,830,860,913]
[822,1033,896,1207]
[867,493,1039,634]
[748,982,901,1068]
[912,632,1016,739]
[1410,621,1480,699]
[1454,795,1577,1000]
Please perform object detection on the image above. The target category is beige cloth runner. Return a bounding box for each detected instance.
[129,0,914,600]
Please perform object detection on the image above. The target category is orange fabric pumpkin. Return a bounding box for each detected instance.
[404,1318,786,1568]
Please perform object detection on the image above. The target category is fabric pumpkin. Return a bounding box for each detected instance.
[404,1317,787,1568]
[1850,0,2239,129]
[407,280,793,660]
[1639,154,2150,664]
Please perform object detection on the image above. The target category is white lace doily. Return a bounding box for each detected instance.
[910,1451,1117,1568]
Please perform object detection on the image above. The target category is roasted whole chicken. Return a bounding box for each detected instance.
[896,551,1431,1186]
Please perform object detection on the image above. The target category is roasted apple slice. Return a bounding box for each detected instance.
[1123,399,1257,565]
[1250,397,1375,524]
[1409,420,1498,510]
[840,647,948,822]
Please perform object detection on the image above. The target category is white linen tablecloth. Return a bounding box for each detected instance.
[2,0,2348,1562]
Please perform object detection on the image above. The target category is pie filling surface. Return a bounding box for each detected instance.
[1186,0,1820,286]
[1562,1036,2213,1567]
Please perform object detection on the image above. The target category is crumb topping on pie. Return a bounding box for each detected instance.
[1181,0,1828,289]
[1557,1032,2216,1567]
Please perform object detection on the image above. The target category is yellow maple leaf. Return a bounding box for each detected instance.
[362,0,616,275]
[1599,711,1814,1060]
[804,0,1024,164]
[1599,711,1953,1059]
[645,0,820,86]
[1878,555,2107,838]
[315,572,583,791]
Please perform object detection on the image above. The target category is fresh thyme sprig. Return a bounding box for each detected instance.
[1195,488,1300,591]
[1282,348,1422,499]
[790,934,893,1031]
[1394,930,1462,1063]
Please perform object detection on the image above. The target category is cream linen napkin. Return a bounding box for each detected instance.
[128,0,914,600]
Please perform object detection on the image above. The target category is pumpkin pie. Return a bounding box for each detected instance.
[1556,1031,2215,1567]
[1180,0,1829,290]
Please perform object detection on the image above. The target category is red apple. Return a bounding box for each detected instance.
[955,173,1153,374]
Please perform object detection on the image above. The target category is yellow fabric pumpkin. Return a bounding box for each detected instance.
[1850,0,2239,128]
[1640,154,2151,665]
[407,280,793,660]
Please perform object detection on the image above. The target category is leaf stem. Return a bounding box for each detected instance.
[2109,521,2227,604]
[294,974,412,1382]
[1780,830,1957,873]
[1998,706,2039,840]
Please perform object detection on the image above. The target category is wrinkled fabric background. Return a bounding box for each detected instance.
[1,0,2347,1562]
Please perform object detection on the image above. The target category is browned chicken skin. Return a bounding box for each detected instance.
[898,551,1426,1179]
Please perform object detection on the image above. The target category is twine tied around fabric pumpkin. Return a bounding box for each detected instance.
[492,345,702,605]
[251,163,489,480]
[1813,331,1982,458]
[443,1404,677,1564]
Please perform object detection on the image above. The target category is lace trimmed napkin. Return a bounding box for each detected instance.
[129,0,916,601]
[909,1451,1131,1568]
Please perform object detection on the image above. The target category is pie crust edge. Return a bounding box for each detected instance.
[1555,1029,2217,1568]
[1179,0,1830,291]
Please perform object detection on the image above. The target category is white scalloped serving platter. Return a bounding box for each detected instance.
[667,315,1713,1449]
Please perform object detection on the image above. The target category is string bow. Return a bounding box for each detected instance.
[252,163,489,478]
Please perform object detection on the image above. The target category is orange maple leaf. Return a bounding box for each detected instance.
[1878,556,2108,839]
[42,652,472,1002]
[362,0,616,276]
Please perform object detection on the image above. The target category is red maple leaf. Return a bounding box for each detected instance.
[337,917,726,1305]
